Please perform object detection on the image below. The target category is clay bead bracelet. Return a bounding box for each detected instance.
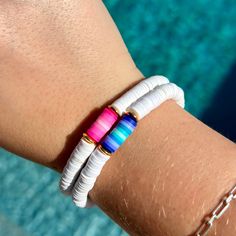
[60,76,169,194]
[72,83,185,207]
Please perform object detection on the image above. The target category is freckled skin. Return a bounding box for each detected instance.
[0,1,236,235]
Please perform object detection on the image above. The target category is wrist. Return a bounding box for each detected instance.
[50,65,143,172]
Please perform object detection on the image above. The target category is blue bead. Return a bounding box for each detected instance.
[117,122,132,136]
[102,135,119,153]
[101,113,138,154]
[123,114,137,127]
[110,130,126,145]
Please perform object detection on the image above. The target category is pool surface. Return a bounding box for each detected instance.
[0,0,236,235]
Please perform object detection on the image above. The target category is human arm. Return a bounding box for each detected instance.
[0,1,236,235]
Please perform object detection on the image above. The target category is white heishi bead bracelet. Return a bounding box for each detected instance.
[60,76,169,195]
[72,82,185,208]
[128,82,185,119]
[110,75,168,116]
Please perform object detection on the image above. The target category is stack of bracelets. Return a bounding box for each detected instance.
[60,75,185,207]
[59,75,234,235]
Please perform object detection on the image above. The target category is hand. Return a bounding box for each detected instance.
[0,0,142,169]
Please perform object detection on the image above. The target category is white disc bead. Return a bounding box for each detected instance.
[72,148,109,208]
[128,83,185,120]
[111,75,169,115]
[60,138,96,194]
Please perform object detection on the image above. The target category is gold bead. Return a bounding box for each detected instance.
[98,145,111,157]
[82,133,96,144]
[126,109,139,121]
[108,105,121,116]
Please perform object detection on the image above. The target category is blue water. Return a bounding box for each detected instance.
[0,1,236,235]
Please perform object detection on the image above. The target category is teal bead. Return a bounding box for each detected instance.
[101,113,137,153]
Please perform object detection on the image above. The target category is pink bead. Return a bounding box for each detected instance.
[87,107,118,143]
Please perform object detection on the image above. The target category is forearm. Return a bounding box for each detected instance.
[2,80,236,236]
[90,101,236,236]
[0,1,236,235]
[2,67,236,236]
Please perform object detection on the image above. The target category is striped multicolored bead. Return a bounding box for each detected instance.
[86,107,119,143]
[101,113,137,153]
